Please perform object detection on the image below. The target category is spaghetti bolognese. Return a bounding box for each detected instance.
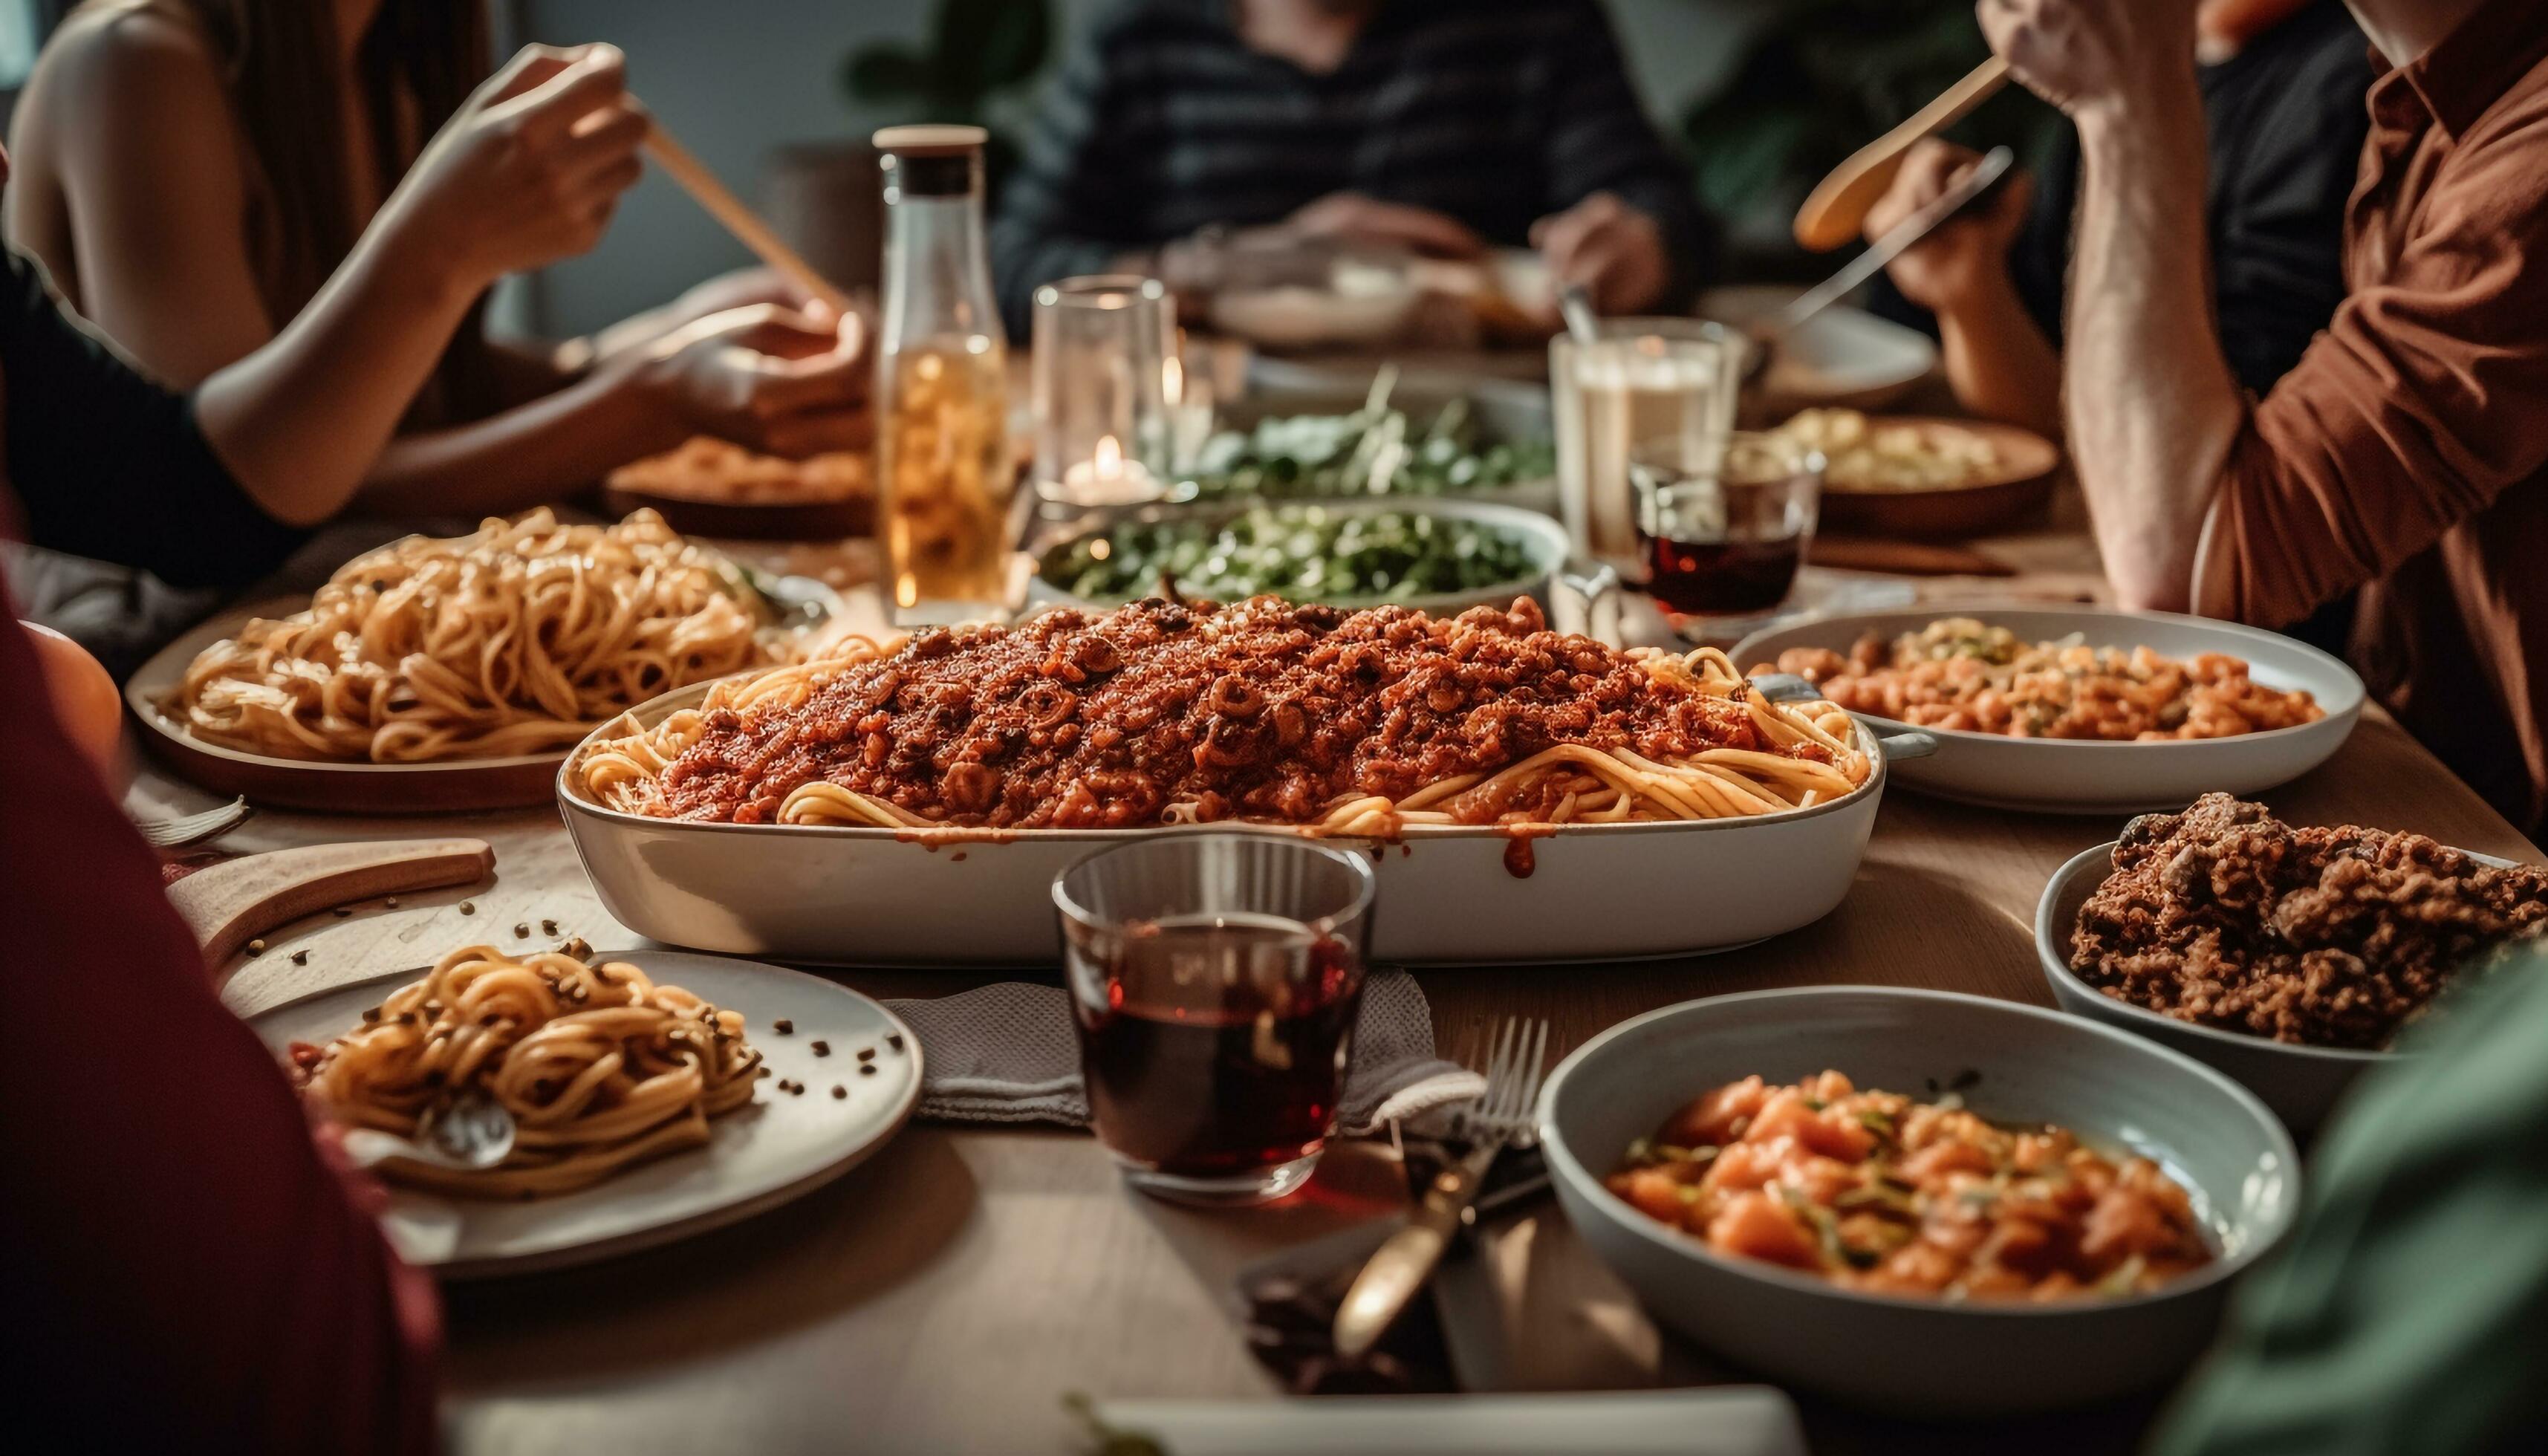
[289,943,766,1199]
[165,510,795,763]
[574,596,1869,834]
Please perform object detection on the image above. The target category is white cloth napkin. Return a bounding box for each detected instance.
[883,968,1483,1134]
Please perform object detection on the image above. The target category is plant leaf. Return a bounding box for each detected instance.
[843,45,933,103]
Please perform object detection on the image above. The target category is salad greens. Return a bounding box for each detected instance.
[1177,374,1555,501]
[1046,504,1542,607]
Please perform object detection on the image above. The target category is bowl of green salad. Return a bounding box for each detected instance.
[1034,498,1570,616]
[1172,377,1559,513]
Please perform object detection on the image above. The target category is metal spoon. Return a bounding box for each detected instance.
[343,1091,517,1172]
[1557,282,1601,345]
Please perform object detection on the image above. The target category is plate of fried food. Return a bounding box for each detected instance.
[127,510,840,812]
[2038,794,2548,1131]
[255,943,920,1278]
[602,435,874,540]
[1538,986,2297,1414]
[1736,607,2363,812]
[1765,408,2059,539]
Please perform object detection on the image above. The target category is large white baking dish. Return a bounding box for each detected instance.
[556,686,1928,967]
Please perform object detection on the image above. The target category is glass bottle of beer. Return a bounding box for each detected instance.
[872,126,1012,624]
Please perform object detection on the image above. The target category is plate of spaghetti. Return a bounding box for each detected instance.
[128,510,836,812]
[1735,606,2362,813]
[602,435,875,541]
[256,943,920,1278]
[557,594,1917,965]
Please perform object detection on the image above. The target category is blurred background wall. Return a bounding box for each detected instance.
[510,0,1769,337]
[4,1,2032,339]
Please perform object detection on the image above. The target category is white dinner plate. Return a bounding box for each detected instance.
[1734,605,2365,813]
[250,949,921,1278]
[1700,285,1938,409]
[1095,1389,1807,1455]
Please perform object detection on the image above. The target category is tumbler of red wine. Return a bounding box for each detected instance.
[1629,432,1823,641]
[1055,833,1379,1205]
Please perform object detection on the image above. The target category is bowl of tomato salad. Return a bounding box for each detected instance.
[1536,987,2298,1416]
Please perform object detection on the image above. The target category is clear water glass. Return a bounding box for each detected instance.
[1031,275,1177,508]
[1550,318,1749,567]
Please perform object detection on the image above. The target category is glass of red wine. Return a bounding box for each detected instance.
[1054,834,1379,1205]
[1628,432,1824,641]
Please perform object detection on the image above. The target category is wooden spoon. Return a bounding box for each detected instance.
[643,116,857,318]
[1792,56,2011,253]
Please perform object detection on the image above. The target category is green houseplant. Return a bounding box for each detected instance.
[843,0,1056,195]
[1680,0,2055,264]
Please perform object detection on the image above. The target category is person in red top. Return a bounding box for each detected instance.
[0,598,441,1452]
[1980,0,2548,831]
[0,39,674,1453]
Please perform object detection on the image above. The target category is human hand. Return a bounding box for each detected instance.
[1862,140,2033,313]
[1530,192,1670,315]
[1978,0,2202,123]
[1275,192,1486,259]
[663,267,836,333]
[625,304,871,458]
[378,43,649,295]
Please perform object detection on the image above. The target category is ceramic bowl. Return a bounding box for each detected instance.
[2033,841,2481,1134]
[1030,497,1572,620]
[1733,606,2365,814]
[1537,987,2299,1416]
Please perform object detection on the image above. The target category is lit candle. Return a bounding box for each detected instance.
[1059,434,1157,505]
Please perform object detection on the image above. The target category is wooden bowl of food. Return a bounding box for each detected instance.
[1768,410,2058,539]
[602,437,874,542]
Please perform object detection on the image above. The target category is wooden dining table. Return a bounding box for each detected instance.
[155,486,2541,1456]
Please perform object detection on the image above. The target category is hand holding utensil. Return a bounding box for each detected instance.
[1332,1016,1550,1361]
[1775,146,2015,342]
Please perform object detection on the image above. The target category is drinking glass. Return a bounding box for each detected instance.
[1032,275,1177,507]
[1629,430,1823,640]
[1054,834,1378,1205]
[1550,319,1748,567]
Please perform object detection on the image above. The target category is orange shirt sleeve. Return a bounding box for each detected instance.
[2198,108,2548,627]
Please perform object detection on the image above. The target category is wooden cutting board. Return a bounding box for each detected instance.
[170,838,495,985]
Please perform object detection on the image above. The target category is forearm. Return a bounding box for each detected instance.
[352,362,685,518]
[1934,273,2064,439]
[192,235,482,527]
[2065,87,2245,611]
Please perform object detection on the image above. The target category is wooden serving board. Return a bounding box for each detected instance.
[171,837,495,984]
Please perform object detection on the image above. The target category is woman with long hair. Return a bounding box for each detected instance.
[4,0,867,521]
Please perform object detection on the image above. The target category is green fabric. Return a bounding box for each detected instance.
[2151,952,2548,1456]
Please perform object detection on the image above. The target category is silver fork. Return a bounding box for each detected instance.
[134,796,252,848]
[1333,1015,1550,1360]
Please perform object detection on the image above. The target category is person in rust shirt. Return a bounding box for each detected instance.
[1980,0,2548,830]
